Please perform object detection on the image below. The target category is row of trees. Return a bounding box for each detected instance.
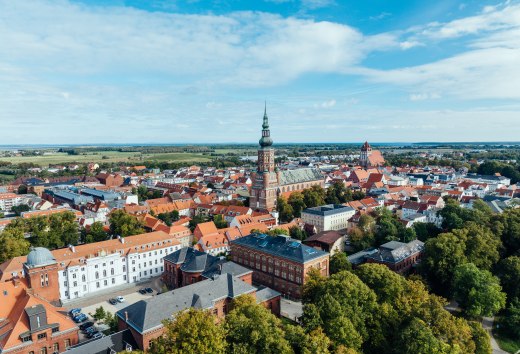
[418,198,520,339]
[277,183,365,223]
[146,264,491,354]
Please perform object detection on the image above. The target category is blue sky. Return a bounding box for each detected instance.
[1,0,519,144]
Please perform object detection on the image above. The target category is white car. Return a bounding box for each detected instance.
[116,296,125,303]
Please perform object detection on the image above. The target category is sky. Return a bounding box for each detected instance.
[1,0,520,144]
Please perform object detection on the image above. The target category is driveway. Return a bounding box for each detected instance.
[482,316,509,354]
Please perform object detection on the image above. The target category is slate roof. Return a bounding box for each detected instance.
[231,234,328,264]
[366,240,424,264]
[279,168,323,186]
[65,329,138,354]
[302,204,354,217]
[116,274,256,333]
[255,286,281,303]
[164,247,250,278]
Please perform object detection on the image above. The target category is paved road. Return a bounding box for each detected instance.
[482,316,508,354]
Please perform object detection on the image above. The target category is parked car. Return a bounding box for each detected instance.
[116,296,125,303]
[68,308,81,316]
[145,287,154,293]
[138,288,147,295]
[92,332,104,340]
[83,326,95,334]
[87,331,99,338]
[108,298,118,305]
[73,313,87,323]
[79,321,94,330]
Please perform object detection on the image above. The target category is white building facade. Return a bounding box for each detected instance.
[301,204,356,233]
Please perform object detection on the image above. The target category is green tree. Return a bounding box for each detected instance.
[329,252,352,275]
[303,185,326,208]
[224,295,293,354]
[289,226,307,241]
[413,222,441,241]
[496,256,520,303]
[213,214,228,229]
[85,221,108,243]
[468,321,492,354]
[11,204,30,216]
[396,318,451,354]
[421,231,467,295]
[327,316,362,351]
[500,298,520,339]
[0,228,31,263]
[348,226,374,252]
[109,210,145,237]
[150,308,226,354]
[461,223,501,271]
[288,192,306,218]
[189,215,207,232]
[277,197,294,223]
[93,306,106,321]
[453,263,506,317]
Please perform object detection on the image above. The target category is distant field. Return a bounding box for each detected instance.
[0,150,213,166]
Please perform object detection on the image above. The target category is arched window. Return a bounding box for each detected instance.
[103,270,107,277]
[95,272,99,279]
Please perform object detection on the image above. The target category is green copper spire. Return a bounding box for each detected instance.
[259,102,273,148]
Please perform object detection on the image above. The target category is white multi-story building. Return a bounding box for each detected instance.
[0,193,26,212]
[8,231,184,302]
[301,204,356,233]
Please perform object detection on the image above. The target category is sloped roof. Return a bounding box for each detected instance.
[116,274,256,333]
[231,234,328,264]
[279,168,323,186]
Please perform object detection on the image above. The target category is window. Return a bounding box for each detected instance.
[52,327,59,333]
[53,343,59,352]
[40,348,47,354]
[95,272,99,279]
[22,336,31,342]
[63,271,66,276]
[73,281,77,287]
[65,339,71,348]
[110,261,113,265]
[104,280,108,286]
[95,264,98,268]
[124,275,127,281]
[37,333,46,340]
[82,275,86,282]
[64,281,68,287]
[112,278,115,284]
[65,291,68,297]
[103,270,107,277]
[123,265,126,272]
[72,273,76,279]
[111,268,114,275]
[96,282,100,288]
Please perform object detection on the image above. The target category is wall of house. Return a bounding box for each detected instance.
[4,327,78,354]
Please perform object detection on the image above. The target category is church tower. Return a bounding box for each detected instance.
[360,141,372,169]
[250,104,279,211]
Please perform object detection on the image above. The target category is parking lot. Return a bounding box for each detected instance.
[63,277,164,342]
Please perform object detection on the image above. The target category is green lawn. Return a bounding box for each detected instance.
[0,151,213,166]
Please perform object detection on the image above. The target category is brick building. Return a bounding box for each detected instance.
[348,240,424,274]
[0,279,79,354]
[116,274,280,351]
[162,247,252,289]
[230,233,329,299]
[95,173,124,187]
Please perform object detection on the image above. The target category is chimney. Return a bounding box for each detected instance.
[12,277,20,287]
[125,311,128,322]
[69,244,75,253]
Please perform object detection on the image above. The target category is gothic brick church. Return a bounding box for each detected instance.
[249,105,324,212]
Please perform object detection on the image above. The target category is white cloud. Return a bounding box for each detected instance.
[319,99,336,108]
[399,40,423,50]
[409,93,441,101]
[370,12,391,21]
[301,0,334,10]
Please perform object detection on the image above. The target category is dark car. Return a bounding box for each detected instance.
[108,298,118,305]
[138,288,147,294]
[79,321,94,330]
[87,331,99,338]
[145,287,154,293]
[83,326,95,334]
[68,308,81,316]
[73,313,87,323]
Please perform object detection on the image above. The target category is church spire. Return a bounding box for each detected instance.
[259,102,273,148]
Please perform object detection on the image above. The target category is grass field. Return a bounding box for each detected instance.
[493,320,520,353]
[0,150,213,166]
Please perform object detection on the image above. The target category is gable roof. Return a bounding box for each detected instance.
[116,274,256,333]
[279,168,323,186]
